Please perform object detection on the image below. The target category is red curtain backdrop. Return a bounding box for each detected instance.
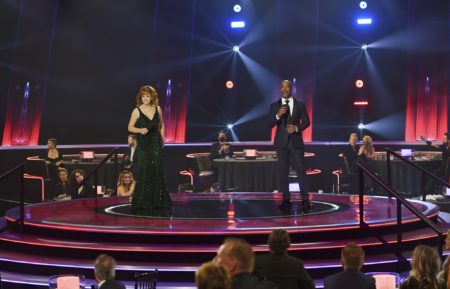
[405,65,448,141]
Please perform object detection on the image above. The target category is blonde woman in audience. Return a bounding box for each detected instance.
[117,170,135,197]
[400,245,444,289]
[196,261,231,289]
[438,256,450,289]
[358,135,376,160]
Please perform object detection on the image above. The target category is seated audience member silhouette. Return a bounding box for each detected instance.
[214,237,276,289]
[324,243,376,289]
[123,135,137,171]
[254,230,314,289]
[196,261,231,289]
[54,168,69,199]
[400,245,444,289]
[117,170,135,197]
[210,131,234,160]
[69,169,96,199]
[94,254,125,289]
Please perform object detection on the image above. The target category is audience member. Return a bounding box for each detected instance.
[400,245,444,289]
[117,170,135,197]
[340,133,359,172]
[210,131,234,160]
[69,169,96,199]
[94,254,125,289]
[54,168,69,199]
[214,237,276,289]
[196,261,231,289]
[438,255,450,289]
[254,230,314,289]
[324,243,375,289]
[41,138,63,182]
[123,134,137,171]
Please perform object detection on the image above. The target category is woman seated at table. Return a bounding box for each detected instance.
[69,169,96,199]
[117,170,135,197]
[41,138,63,180]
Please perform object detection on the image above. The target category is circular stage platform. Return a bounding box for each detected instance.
[4,193,440,234]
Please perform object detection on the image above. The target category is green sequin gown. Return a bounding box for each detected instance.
[131,107,172,213]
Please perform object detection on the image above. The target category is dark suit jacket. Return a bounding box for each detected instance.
[254,253,315,289]
[99,280,126,289]
[268,98,310,149]
[54,181,69,198]
[210,141,234,160]
[342,144,359,173]
[232,272,278,289]
[123,146,138,170]
[70,184,96,199]
[324,269,376,289]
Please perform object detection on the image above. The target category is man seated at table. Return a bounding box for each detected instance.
[340,133,359,173]
[54,168,70,200]
[210,131,234,160]
[123,134,137,171]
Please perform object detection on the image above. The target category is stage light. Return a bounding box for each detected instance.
[361,44,368,50]
[354,101,369,106]
[358,123,365,130]
[231,21,245,28]
[359,1,367,9]
[232,45,240,52]
[357,18,372,25]
[227,124,234,129]
[225,80,234,89]
[233,4,241,12]
[355,80,364,88]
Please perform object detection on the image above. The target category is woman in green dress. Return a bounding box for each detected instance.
[127,85,172,214]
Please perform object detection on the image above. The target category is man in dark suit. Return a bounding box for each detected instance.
[341,133,359,173]
[54,168,69,199]
[254,230,315,289]
[210,131,234,160]
[214,238,277,289]
[323,244,376,289]
[421,132,450,193]
[123,135,137,172]
[269,80,311,210]
[94,254,125,289]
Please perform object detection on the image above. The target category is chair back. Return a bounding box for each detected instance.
[195,155,212,172]
[134,270,158,289]
[25,157,49,179]
[340,155,351,174]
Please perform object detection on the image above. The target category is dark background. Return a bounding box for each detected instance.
[0,0,449,145]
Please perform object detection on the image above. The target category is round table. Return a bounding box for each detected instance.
[374,158,442,195]
[213,158,278,192]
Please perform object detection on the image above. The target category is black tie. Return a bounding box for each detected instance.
[284,100,291,123]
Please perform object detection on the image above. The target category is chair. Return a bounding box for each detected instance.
[193,154,216,192]
[332,155,357,194]
[24,157,53,202]
[134,270,158,289]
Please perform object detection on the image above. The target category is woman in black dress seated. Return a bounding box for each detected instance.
[68,169,96,199]
[41,138,63,181]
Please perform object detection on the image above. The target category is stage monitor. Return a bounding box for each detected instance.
[244,149,257,159]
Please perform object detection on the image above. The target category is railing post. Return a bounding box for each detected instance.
[387,149,392,198]
[94,170,98,198]
[438,233,443,259]
[397,197,402,256]
[421,171,426,201]
[20,165,25,232]
[359,167,364,229]
[114,149,118,197]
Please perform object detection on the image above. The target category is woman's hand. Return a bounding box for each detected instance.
[140,128,149,135]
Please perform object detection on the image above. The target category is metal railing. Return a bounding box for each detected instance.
[0,162,26,231]
[386,148,450,201]
[76,147,120,195]
[357,162,445,263]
